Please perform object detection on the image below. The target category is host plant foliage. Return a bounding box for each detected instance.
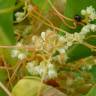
[0,0,96,96]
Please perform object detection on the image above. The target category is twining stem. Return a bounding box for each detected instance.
[0,2,23,14]
[29,11,67,33]
[0,82,11,96]
[37,61,48,96]
[48,0,73,21]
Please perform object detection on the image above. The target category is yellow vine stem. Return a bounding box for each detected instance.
[82,42,96,51]
[29,11,67,33]
[85,35,96,40]
[47,0,73,22]
[25,0,67,33]
[14,1,28,23]
[2,56,12,89]
[32,9,55,30]
[8,59,25,85]
[83,35,96,51]
[37,67,47,96]
[0,82,11,96]
[0,2,23,14]
[47,0,78,29]
[48,0,87,29]
[0,66,13,70]
[0,45,35,50]
[54,12,77,29]
[26,0,55,29]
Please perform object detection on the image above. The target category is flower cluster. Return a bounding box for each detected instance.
[80,24,96,37]
[11,42,27,60]
[58,32,83,49]
[26,61,57,79]
[14,1,28,22]
[81,6,96,22]
[12,5,96,80]
[80,6,96,39]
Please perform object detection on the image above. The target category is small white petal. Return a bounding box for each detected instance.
[48,63,54,69]
[66,42,73,47]
[35,66,44,75]
[11,50,19,58]
[41,32,46,41]
[15,12,25,17]
[87,65,92,70]
[18,53,26,60]
[58,48,65,54]
[48,70,57,79]
[26,63,34,74]
[81,10,86,15]
[16,42,23,47]
[90,24,96,31]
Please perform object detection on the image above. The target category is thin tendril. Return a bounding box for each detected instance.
[29,12,67,33]
[48,0,73,22]
[0,82,11,96]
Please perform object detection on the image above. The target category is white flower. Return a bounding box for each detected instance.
[26,62,35,74]
[48,63,54,69]
[86,6,95,14]
[59,36,66,43]
[81,25,90,34]
[48,69,57,79]
[81,6,96,21]
[34,66,45,76]
[15,12,25,18]
[80,24,96,38]
[90,24,96,31]
[18,53,26,60]
[28,5,33,12]
[73,32,83,43]
[58,48,65,54]
[41,32,46,41]
[64,45,69,50]
[87,65,92,70]
[65,33,74,41]
[16,42,23,47]
[15,12,25,22]
[81,10,86,15]
[11,49,19,58]
[66,42,73,47]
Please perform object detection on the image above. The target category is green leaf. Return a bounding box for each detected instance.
[33,0,50,14]
[0,89,7,96]
[67,44,92,62]
[0,69,7,82]
[0,0,16,64]
[62,0,96,33]
[0,69,8,96]
[60,0,96,61]
[12,77,67,96]
[0,0,16,45]
[85,86,96,96]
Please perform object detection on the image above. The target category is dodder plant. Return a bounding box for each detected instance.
[0,0,96,96]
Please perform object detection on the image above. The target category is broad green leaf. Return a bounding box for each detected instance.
[12,77,67,96]
[0,0,16,64]
[89,66,96,83]
[0,69,7,82]
[60,0,96,61]
[67,44,92,62]
[0,69,8,96]
[62,0,96,33]
[32,0,50,14]
[0,1,16,92]
[0,0,16,45]
[85,86,96,96]
[0,89,7,96]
